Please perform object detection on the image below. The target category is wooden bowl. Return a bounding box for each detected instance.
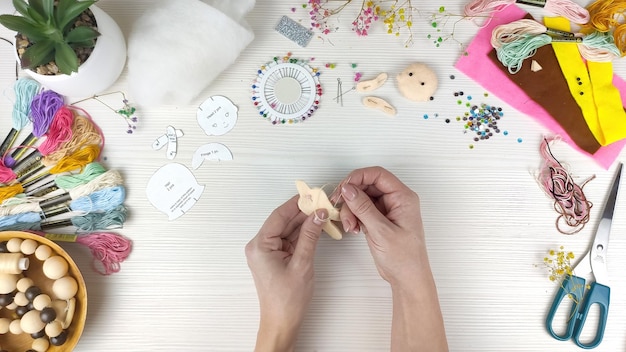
[0,231,87,351]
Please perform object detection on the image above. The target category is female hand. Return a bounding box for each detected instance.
[333,166,428,286]
[333,166,448,351]
[245,195,328,352]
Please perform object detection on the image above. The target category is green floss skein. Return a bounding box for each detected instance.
[582,31,621,58]
[497,33,553,74]
[71,205,128,231]
[55,162,107,189]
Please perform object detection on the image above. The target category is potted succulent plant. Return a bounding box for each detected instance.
[0,0,126,97]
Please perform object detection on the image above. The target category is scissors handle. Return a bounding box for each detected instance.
[546,275,610,349]
[573,282,610,349]
[546,274,586,341]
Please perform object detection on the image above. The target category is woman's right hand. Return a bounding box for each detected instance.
[332,166,429,286]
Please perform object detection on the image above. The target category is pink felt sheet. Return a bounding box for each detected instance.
[455,5,626,169]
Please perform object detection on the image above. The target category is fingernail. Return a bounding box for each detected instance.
[314,209,328,225]
[341,184,357,201]
[343,220,352,232]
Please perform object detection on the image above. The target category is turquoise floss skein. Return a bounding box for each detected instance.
[0,78,40,156]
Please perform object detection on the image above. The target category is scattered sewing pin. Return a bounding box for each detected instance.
[191,143,233,169]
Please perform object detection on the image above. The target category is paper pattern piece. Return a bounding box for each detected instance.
[197,95,238,136]
[455,4,626,169]
[153,126,184,160]
[192,143,234,169]
[146,163,204,220]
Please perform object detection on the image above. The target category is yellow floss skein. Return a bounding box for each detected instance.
[546,16,626,146]
[42,115,103,167]
[0,184,24,203]
[49,144,101,174]
[583,0,626,55]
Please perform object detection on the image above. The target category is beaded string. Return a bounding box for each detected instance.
[536,137,594,235]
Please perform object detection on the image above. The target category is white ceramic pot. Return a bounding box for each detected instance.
[16,5,127,98]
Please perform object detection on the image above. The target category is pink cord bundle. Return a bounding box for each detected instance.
[465,0,590,26]
[27,230,133,275]
[536,137,594,235]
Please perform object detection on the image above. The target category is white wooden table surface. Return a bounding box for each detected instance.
[2,0,626,351]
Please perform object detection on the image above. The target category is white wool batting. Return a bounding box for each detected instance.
[127,0,255,107]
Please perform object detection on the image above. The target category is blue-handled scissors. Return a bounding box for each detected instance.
[546,162,623,349]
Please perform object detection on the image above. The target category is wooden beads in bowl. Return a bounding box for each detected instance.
[0,231,86,352]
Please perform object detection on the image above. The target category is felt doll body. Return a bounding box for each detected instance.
[295,180,342,240]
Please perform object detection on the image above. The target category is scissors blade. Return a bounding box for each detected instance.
[589,162,623,285]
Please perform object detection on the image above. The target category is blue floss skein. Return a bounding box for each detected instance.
[70,185,126,213]
[71,205,128,231]
[0,212,42,231]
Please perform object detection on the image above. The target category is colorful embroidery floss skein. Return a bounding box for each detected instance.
[38,170,123,209]
[0,78,40,156]
[535,137,594,235]
[37,185,126,216]
[8,90,64,165]
[41,205,128,232]
[584,0,626,55]
[0,145,101,204]
[490,19,573,49]
[20,144,101,186]
[3,105,75,183]
[0,195,127,232]
[41,113,104,167]
[26,230,132,275]
[464,0,590,26]
[25,162,108,197]
[494,31,620,73]
[12,113,103,182]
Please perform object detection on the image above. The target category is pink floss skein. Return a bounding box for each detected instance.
[38,106,74,156]
[464,0,589,26]
[26,230,133,275]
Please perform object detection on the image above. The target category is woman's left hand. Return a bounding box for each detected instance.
[245,195,327,352]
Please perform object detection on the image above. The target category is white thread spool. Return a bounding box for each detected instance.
[0,253,29,274]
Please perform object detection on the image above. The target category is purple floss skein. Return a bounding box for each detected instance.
[4,90,64,168]
[31,90,64,138]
